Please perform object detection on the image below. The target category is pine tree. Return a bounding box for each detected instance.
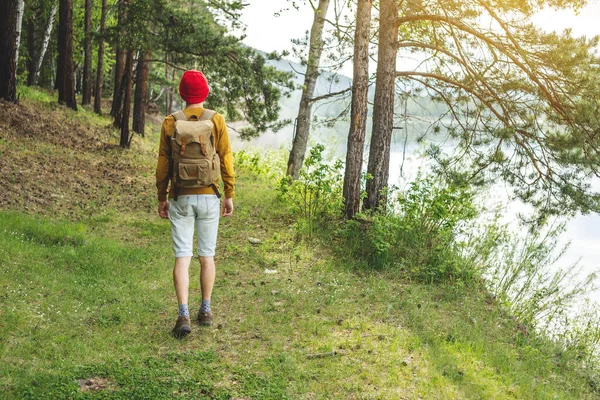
[56,0,77,110]
[93,0,107,114]
[343,0,372,218]
[364,0,398,211]
[0,0,19,102]
[132,51,150,135]
[364,0,600,216]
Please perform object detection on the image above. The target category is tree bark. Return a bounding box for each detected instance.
[81,0,93,105]
[164,53,170,116]
[111,0,127,117]
[364,0,398,211]
[343,0,372,219]
[120,49,134,148]
[0,0,18,102]
[14,0,25,69]
[31,0,57,86]
[93,0,107,114]
[133,51,150,135]
[169,68,175,114]
[110,49,126,116]
[286,0,331,179]
[57,0,77,110]
[26,8,37,86]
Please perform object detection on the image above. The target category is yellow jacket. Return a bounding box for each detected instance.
[156,107,235,201]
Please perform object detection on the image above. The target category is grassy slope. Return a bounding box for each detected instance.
[0,91,597,399]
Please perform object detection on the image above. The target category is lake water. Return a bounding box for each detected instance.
[387,143,600,306]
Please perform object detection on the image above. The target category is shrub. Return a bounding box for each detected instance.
[277,144,343,235]
[235,149,286,181]
[467,215,597,334]
[343,176,478,282]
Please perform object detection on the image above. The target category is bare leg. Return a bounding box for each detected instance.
[199,256,216,301]
[173,256,192,305]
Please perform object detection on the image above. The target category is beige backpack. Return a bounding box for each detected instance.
[170,109,221,199]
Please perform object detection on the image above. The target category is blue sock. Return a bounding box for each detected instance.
[200,300,211,313]
[178,304,189,317]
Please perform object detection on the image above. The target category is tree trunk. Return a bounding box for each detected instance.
[364,0,398,211]
[0,0,18,102]
[111,50,126,116]
[133,51,150,135]
[14,0,25,69]
[31,0,57,86]
[120,50,134,148]
[93,0,107,114]
[111,0,127,117]
[286,0,331,178]
[26,9,37,86]
[168,68,175,114]
[57,0,77,110]
[343,0,372,219]
[164,53,170,115]
[81,0,92,105]
[113,68,126,128]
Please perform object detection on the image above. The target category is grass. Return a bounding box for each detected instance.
[0,92,598,398]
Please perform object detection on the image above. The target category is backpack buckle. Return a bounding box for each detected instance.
[200,135,207,156]
[180,137,187,156]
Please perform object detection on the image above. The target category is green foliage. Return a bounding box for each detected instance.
[234,149,287,181]
[16,85,56,105]
[553,300,600,365]
[277,144,343,234]
[343,177,478,282]
[465,213,597,334]
[18,0,294,137]
[393,0,600,217]
[144,1,295,136]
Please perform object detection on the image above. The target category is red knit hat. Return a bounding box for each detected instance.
[179,70,210,104]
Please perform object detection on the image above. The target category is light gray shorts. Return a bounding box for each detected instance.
[168,195,220,257]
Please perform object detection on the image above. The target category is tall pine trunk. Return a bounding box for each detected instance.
[57,0,77,110]
[119,50,134,148]
[364,0,397,211]
[133,51,150,135]
[93,0,107,114]
[30,0,57,86]
[111,49,126,116]
[164,53,170,115]
[286,0,331,178]
[343,0,372,219]
[111,0,127,117]
[0,0,18,102]
[81,0,92,105]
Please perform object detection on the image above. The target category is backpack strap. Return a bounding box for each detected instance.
[172,110,187,121]
[199,109,216,121]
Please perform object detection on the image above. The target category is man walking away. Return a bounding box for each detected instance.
[156,70,235,339]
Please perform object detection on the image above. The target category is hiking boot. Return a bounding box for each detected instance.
[172,315,191,339]
[198,310,213,326]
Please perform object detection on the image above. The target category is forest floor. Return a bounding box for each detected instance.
[0,90,598,399]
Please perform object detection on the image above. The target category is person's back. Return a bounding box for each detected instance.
[155,70,235,338]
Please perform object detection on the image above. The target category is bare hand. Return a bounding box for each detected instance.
[158,200,169,219]
[221,197,234,217]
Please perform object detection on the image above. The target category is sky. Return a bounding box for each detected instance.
[238,0,600,69]
[532,1,600,36]
[238,1,316,58]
